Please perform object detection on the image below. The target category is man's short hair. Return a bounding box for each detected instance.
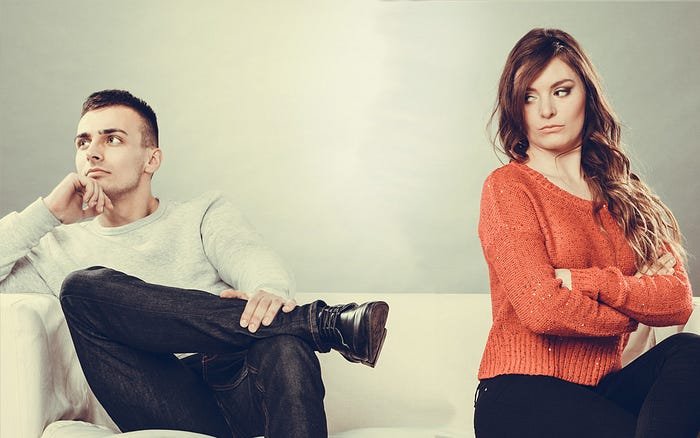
[81,90,159,148]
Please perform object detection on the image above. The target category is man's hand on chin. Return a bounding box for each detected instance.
[43,173,113,224]
[220,289,297,333]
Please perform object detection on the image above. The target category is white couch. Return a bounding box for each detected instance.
[2,292,698,438]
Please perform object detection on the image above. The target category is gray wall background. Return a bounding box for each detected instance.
[1,1,698,295]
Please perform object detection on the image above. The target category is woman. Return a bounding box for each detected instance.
[475,28,699,437]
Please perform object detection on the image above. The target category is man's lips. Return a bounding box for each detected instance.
[86,168,110,176]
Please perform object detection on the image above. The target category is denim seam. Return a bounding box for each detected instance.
[247,365,263,392]
[307,301,327,352]
[62,294,236,320]
[202,354,219,363]
[248,366,271,437]
[211,392,242,438]
[209,367,249,391]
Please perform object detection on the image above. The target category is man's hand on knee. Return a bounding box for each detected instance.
[220,289,296,333]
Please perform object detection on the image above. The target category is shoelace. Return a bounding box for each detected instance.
[319,304,352,347]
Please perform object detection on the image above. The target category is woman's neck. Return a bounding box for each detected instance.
[525,145,592,200]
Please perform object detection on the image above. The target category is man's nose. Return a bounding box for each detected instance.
[85,142,103,161]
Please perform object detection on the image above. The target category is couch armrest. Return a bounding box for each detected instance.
[0,293,117,438]
[683,297,700,334]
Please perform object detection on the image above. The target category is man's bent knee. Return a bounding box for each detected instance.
[59,266,115,315]
[60,266,113,297]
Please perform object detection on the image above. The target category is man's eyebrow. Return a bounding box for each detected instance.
[526,78,575,92]
[99,128,128,136]
[74,128,128,140]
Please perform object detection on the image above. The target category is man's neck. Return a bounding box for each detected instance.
[97,188,159,228]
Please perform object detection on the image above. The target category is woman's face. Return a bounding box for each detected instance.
[522,57,586,157]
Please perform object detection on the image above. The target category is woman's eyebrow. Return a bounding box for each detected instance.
[526,78,575,92]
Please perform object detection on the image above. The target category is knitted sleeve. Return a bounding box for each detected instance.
[199,193,296,299]
[479,173,637,337]
[570,261,693,327]
[0,198,58,294]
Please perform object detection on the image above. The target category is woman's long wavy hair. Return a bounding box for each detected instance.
[489,28,686,269]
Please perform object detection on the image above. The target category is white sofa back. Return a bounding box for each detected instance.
[313,292,488,435]
[2,292,698,438]
[1,292,489,437]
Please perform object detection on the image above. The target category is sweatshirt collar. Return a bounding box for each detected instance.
[85,199,167,235]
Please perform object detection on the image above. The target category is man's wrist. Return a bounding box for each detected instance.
[256,287,291,300]
[40,197,64,224]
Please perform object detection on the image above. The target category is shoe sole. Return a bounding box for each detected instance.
[363,301,389,368]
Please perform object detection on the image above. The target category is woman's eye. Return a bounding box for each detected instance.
[554,88,571,97]
[525,94,536,103]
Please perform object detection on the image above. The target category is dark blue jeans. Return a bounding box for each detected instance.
[59,267,329,438]
[474,332,700,438]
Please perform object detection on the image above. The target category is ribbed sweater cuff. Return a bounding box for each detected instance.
[21,198,61,233]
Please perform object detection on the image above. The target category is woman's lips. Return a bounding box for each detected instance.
[539,124,564,133]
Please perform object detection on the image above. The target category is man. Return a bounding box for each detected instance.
[0,90,389,438]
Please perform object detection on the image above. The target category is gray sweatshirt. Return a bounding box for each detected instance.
[0,191,295,298]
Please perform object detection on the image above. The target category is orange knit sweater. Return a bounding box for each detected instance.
[478,162,693,386]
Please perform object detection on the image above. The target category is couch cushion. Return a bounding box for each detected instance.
[0,294,116,438]
[42,421,471,438]
[42,421,213,438]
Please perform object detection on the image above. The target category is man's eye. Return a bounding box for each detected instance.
[76,139,90,149]
[107,136,122,145]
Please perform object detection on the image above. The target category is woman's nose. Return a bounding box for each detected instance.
[539,97,556,118]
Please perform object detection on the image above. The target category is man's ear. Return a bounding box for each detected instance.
[144,147,162,175]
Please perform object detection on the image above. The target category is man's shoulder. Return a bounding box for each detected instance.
[170,190,227,209]
[168,190,245,222]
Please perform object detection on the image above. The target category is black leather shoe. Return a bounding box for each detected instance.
[318,301,389,367]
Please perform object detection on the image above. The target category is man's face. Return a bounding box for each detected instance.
[74,105,157,198]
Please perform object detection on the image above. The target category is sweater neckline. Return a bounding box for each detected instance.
[511,162,595,207]
[85,199,168,235]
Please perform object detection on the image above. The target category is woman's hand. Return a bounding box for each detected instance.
[635,253,676,278]
[555,253,676,292]
[555,268,572,289]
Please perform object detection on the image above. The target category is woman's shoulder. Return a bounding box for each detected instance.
[483,162,534,191]
[480,162,565,213]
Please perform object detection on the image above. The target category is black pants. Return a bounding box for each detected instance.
[474,332,700,438]
[59,267,329,438]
